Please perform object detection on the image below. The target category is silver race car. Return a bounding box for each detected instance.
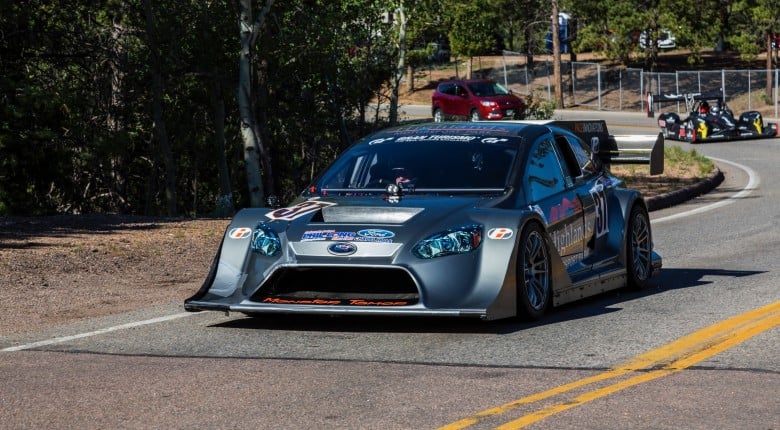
[185,121,663,321]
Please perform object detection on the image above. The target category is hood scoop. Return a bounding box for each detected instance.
[319,206,423,224]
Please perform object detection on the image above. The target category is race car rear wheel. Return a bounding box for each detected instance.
[626,204,652,289]
[516,223,551,320]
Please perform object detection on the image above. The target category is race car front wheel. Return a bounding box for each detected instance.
[626,204,652,289]
[685,120,699,143]
[516,223,551,320]
[433,108,444,123]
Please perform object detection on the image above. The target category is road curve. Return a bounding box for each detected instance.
[1,112,778,430]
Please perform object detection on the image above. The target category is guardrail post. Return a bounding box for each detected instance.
[597,63,602,110]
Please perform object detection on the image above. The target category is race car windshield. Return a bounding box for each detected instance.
[316,136,519,193]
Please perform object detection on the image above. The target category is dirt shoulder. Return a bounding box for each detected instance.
[0,164,691,337]
[0,215,230,336]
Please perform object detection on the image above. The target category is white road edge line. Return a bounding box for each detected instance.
[2,312,195,352]
[653,156,759,224]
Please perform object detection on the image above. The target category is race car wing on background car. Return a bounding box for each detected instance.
[646,91,724,117]
[522,119,664,175]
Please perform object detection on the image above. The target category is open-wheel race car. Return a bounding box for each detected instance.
[649,91,778,143]
[185,120,663,321]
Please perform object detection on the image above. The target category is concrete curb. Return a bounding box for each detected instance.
[646,167,725,212]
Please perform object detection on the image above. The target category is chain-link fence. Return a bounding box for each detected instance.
[455,52,780,117]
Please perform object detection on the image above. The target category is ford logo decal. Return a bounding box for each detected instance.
[357,229,395,239]
[327,242,357,256]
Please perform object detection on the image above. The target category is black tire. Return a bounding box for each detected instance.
[433,108,444,123]
[516,223,551,320]
[686,120,699,143]
[470,109,481,122]
[626,204,652,289]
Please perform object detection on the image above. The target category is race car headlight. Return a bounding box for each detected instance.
[412,224,482,259]
[480,100,498,108]
[251,225,281,257]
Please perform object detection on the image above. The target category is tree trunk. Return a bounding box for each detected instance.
[107,13,129,212]
[406,64,414,94]
[211,80,234,214]
[142,0,177,216]
[255,57,275,198]
[524,26,534,69]
[198,0,233,214]
[237,0,273,207]
[767,32,773,103]
[389,1,407,126]
[551,0,564,108]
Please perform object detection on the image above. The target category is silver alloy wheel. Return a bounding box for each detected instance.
[470,109,481,122]
[523,229,550,311]
[433,109,444,122]
[630,208,651,282]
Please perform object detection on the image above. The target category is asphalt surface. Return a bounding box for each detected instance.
[1,110,778,430]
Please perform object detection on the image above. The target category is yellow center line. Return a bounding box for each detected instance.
[438,301,780,430]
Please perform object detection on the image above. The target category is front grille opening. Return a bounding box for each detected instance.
[251,266,419,305]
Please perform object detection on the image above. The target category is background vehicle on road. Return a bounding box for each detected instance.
[432,79,525,122]
[652,91,778,143]
[186,120,663,321]
[639,29,676,49]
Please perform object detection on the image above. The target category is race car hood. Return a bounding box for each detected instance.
[267,194,506,246]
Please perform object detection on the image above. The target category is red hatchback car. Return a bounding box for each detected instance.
[431,79,525,122]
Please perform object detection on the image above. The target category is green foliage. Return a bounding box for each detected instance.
[523,92,557,120]
[0,0,770,216]
[447,0,496,58]
[666,146,714,176]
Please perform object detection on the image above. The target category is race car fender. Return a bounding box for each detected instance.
[185,208,272,307]
[466,209,571,319]
[609,189,649,269]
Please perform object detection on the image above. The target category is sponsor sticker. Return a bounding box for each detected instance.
[481,137,509,144]
[301,230,357,241]
[327,242,357,256]
[228,227,252,239]
[261,297,410,306]
[300,229,394,242]
[487,227,514,240]
[332,232,357,241]
[357,229,395,239]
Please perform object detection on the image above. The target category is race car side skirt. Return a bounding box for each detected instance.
[552,251,662,307]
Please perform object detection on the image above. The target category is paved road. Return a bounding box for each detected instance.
[2,112,778,429]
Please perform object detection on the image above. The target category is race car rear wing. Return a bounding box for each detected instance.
[546,120,664,176]
[646,91,725,117]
